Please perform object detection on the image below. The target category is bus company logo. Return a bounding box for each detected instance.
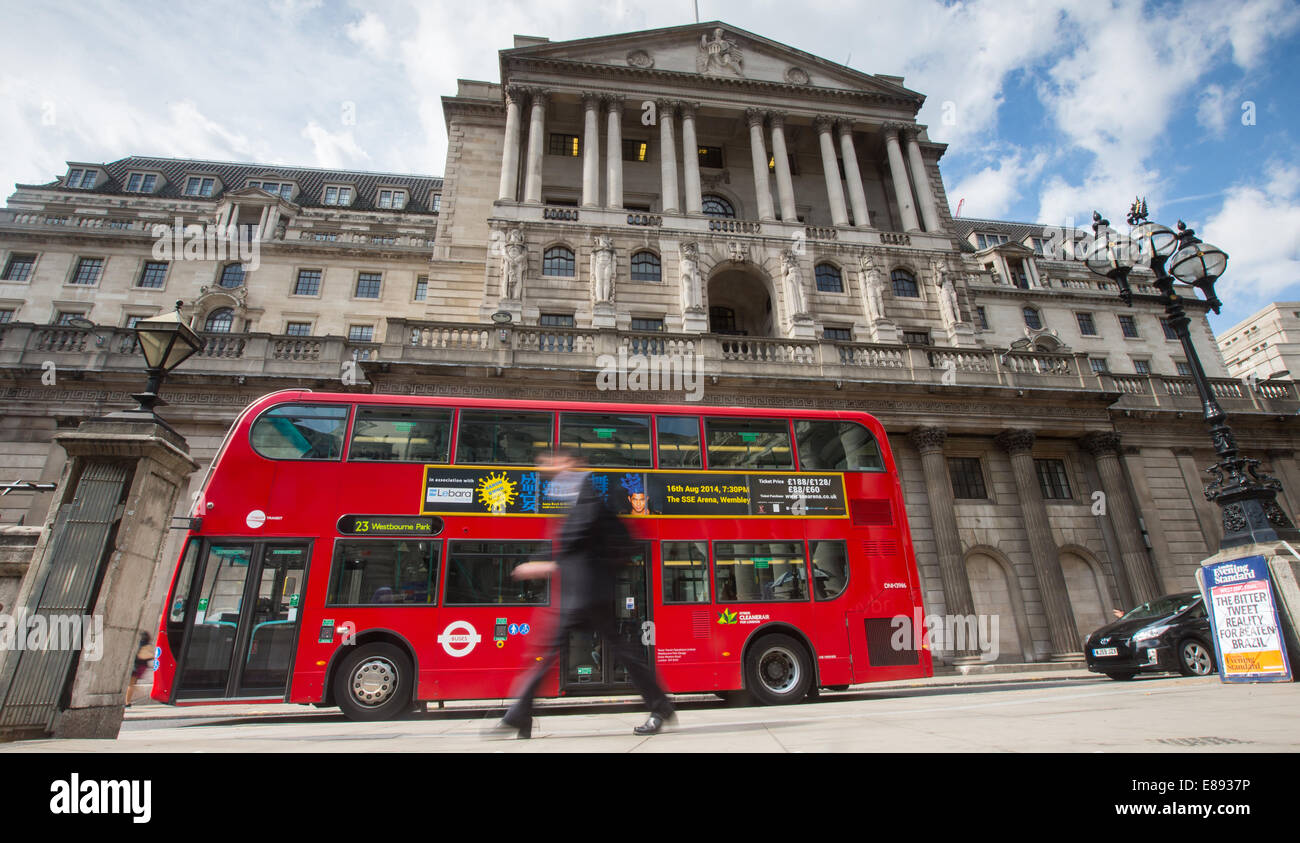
[50,773,151,824]
[476,472,518,513]
[437,620,481,657]
[716,609,738,625]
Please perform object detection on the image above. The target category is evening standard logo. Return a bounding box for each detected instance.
[50,774,151,824]
[1213,563,1253,585]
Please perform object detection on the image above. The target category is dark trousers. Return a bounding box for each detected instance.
[504,608,670,726]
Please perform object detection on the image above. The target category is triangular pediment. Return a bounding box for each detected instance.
[503,21,923,103]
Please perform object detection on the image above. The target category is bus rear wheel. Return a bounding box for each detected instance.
[334,642,413,721]
[744,634,812,705]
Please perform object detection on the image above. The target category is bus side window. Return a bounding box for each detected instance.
[704,418,794,469]
[810,540,850,601]
[456,412,553,465]
[250,404,349,461]
[657,416,702,468]
[714,541,807,602]
[661,541,709,603]
[795,420,884,471]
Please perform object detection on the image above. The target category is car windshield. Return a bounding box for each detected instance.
[1120,594,1198,622]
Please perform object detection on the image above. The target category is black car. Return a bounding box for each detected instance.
[1084,592,1217,680]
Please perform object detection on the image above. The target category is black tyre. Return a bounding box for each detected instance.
[1106,671,1137,681]
[744,633,813,705]
[333,642,414,721]
[1177,638,1215,676]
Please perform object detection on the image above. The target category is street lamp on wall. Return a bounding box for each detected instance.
[1086,199,1299,549]
[131,300,202,415]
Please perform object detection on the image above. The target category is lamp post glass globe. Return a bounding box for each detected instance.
[132,301,202,413]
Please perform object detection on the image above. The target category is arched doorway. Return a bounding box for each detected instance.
[1060,549,1110,639]
[964,550,1028,662]
[707,268,773,337]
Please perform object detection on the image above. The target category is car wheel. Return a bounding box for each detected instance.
[744,633,812,705]
[1177,639,1215,676]
[333,642,413,721]
[1106,671,1137,681]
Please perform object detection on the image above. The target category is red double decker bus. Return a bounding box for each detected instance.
[152,390,931,720]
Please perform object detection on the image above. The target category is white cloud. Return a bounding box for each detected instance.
[301,122,370,169]
[1196,84,1230,137]
[948,150,1048,220]
[1203,164,1300,307]
[346,12,390,56]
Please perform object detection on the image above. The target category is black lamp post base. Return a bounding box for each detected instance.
[1215,491,1300,549]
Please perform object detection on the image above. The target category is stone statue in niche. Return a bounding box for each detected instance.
[939,271,962,326]
[859,254,885,322]
[781,249,807,316]
[591,235,616,304]
[698,28,743,76]
[501,227,526,300]
[680,241,702,311]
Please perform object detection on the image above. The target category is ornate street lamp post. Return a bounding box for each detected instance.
[1087,200,1299,549]
[128,300,203,416]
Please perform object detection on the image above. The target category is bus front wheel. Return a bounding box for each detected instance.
[744,634,812,705]
[334,642,413,721]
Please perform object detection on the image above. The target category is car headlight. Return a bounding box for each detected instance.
[1133,624,1172,642]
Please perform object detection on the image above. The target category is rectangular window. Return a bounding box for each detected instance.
[629,317,663,332]
[125,315,145,329]
[794,419,884,472]
[662,541,709,604]
[70,257,104,286]
[355,272,382,298]
[323,186,353,206]
[1029,237,1045,255]
[349,406,452,463]
[445,541,550,606]
[539,313,575,328]
[1035,458,1072,500]
[698,146,724,168]
[137,261,168,289]
[705,418,794,469]
[377,190,406,209]
[622,138,650,162]
[657,416,701,468]
[1090,357,1109,374]
[54,311,84,326]
[285,321,312,336]
[1118,315,1139,338]
[810,540,850,601]
[1161,318,1178,340]
[2,254,36,282]
[549,134,581,157]
[0,309,14,324]
[1076,312,1097,336]
[431,194,442,212]
[559,413,652,468]
[1133,359,1151,375]
[348,325,374,343]
[456,411,553,465]
[976,232,1009,249]
[975,306,989,330]
[1176,361,1192,377]
[328,540,440,606]
[823,327,852,341]
[714,541,808,603]
[249,403,349,460]
[948,457,987,499]
[67,168,84,187]
[294,269,322,296]
[185,177,215,197]
[902,331,930,346]
[414,276,428,301]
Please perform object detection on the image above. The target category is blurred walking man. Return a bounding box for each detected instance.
[489,448,675,739]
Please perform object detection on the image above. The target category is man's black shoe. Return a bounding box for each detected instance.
[483,718,532,739]
[633,710,675,735]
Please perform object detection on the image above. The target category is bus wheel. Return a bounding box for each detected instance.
[745,634,812,705]
[334,643,413,721]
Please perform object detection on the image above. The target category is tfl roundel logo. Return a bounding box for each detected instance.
[437,621,482,657]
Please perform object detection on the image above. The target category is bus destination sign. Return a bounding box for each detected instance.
[420,468,846,518]
[337,514,444,536]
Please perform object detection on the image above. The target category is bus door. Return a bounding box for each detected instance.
[561,542,652,692]
[172,540,310,700]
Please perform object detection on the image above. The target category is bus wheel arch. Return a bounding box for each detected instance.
[740,623,817,705]
[324,628,419,716]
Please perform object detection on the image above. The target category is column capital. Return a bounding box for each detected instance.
[678,101,700,118]
[834,118,857,137]
[504,85,527,105]
[995,428,1037,455]
[602,94,626,111]
[1080,431,1123,458]
[527,87,549,106]
[899,123,921,140]
[768,110,788,128]
[813,114,836,134]
[909,426,948,454]
[655,99,679,117]
[581,91,601,108]
[879,121,907,137]
[745,107,766,128]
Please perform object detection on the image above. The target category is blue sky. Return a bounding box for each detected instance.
[1,0,1297,331]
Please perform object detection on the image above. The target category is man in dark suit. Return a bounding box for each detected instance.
[490,448,675,739]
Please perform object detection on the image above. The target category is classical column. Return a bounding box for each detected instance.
[769,112,797,222]
[680,102,703,214]
[1081,432,1162,605]
[836,120,871,228]
[882,123,921,232]
[814,115,849,227]
[909,427,980,660]
[604,96,624,210]
[657,100,679,214]
[522,88,547,204]
[581,92,600,208]
[498,85,524,202]
[746,108,775,221]
[995,429,1081,659]
[903,126,942,232]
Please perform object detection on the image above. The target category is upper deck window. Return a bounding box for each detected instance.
[705,418,794,469]
[559,413,652,468]
[250,404,349,460]
[794,420,884,472]
[349,406,452,463]
[456,411,553,465]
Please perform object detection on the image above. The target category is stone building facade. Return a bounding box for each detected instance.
[1217,302,1300,382]
[2,21,1297,663]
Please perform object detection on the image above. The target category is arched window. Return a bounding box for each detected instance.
[218,263,245,288]
[701,194,736,218]
[542,246,575,277]
[630,251,661,282]
[1023,306,1042,330]
[891,268,919,297]
[204,308,235,333]
[815,263,843,293]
